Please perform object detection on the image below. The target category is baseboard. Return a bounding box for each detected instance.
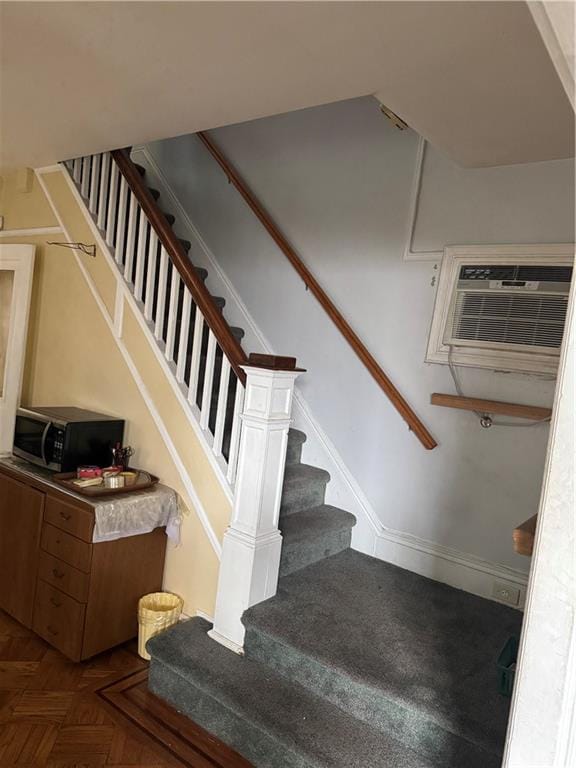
[131,144,529,610]
[375,527,528,609]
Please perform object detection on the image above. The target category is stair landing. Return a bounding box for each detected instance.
[148,550,521,767]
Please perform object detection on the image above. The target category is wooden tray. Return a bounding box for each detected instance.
[52,468,159,498]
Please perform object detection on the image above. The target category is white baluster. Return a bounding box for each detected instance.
[213,357,231,457]
[154,247,169,341]
[165,269,180,362]
[200,330,217,430]
[73,158,82,183]
[96,152,110,230]
[144,231,159,321]
[115,177,129,266]
[88,154,100,214]
[80,157,90,198]
[187,309,204,405]
[226,381,245,484]
[124,195,138,282]
[134,215,148,302]
[105,162,119,247]
[176,290,192,383]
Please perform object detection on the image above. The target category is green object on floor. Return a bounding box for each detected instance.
[497,636,519,697]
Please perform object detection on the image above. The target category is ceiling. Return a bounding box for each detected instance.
[0,1,573,170]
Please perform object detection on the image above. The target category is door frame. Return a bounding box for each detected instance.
[0,244,36,453]
[502,8,575,765]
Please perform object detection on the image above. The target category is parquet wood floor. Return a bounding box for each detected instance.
[0,610,251,768]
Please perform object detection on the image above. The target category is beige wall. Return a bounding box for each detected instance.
[0,168,230,618]
[0,168,57,229]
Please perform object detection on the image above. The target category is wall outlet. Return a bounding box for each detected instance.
[492,581,521,606]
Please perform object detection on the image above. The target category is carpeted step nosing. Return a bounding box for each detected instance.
[280,505,356,543]
[147,617,433,768]
[243,549,520,766]
[279,506,356,577]
[149,662,310,768]
[282,463,330,486]
[286,429,307,465]
[242,622,498,767]
[280,463,331,516]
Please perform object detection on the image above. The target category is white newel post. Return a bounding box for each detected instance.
[208,363,302,653]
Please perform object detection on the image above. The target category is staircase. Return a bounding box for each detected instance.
[65,149,521,767]
[148,425,520,767]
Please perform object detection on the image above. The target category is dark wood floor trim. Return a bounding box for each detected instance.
[98,668,252,767]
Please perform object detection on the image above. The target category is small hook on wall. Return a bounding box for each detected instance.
[47,241,96,258]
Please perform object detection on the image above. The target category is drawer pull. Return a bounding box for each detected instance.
[47,625,59,636]
[60,511,72,521]
[52,568,65,579]
[50,597,62,608]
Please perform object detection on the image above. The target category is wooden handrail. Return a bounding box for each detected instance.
[111,149,249,384]
[197,132,437,450]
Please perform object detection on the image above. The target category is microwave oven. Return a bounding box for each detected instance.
[13,406,125,472]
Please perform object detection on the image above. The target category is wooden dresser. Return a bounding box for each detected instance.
[0,461,167,661]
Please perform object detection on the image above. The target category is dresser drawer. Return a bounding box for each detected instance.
[41,523,92,573]
[45,495,94,542]
[38,550,90,603]
[33,580,85,661]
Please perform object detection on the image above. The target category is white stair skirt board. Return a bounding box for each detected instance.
[34,166,223,561]
[131,145,530,608]
[39,162,234,502]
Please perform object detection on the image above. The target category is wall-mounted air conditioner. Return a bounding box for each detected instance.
[426,245,574,374]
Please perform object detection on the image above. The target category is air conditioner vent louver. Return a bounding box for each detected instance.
[459,265,573,282]
[517,265,573,282]
[451,292,567,349]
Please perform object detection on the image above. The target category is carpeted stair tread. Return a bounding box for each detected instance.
[286,429,307,465]
[178,237,192,253]
[280,505,355,543]
[243,549,521,764]
[279,506,356,577]
[283,463,329,486]
[147,617,431,768]
[280,463,330,515]
[230,326,245,341]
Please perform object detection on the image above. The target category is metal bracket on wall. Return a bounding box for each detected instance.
[47,241,96,258]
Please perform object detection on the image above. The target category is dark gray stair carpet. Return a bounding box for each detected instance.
[280,463,330,516]
[286,428,307,465]
[279,505,355,577]
[147,617,432,768]
[243,549,522,768]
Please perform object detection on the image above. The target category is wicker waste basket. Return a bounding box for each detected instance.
[138,591,183,660]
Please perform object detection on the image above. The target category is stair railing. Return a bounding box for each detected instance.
[65,149,302,651]
[65,149,293,486]
[197,132,437,450]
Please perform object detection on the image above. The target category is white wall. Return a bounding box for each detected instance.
[504,274,575,766]
[143,96,574,578]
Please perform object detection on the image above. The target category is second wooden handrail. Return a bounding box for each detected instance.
[111,149,249,384]
[197,132,437,450]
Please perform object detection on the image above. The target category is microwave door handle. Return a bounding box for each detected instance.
[40,421,51,465]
